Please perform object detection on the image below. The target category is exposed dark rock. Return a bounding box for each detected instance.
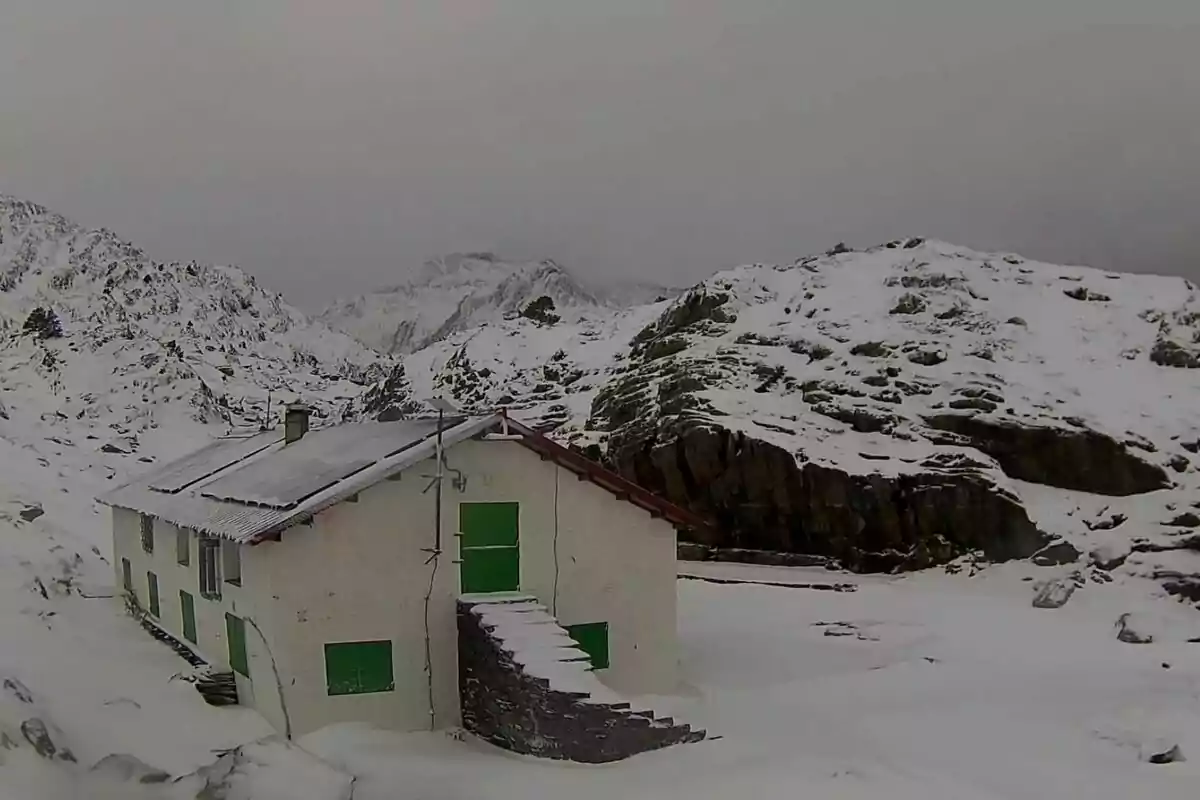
[608,422,1047,573]
[22,307,63,339]
[1032,539,1081,566]
[1145,744,1185,765]
[1168,454,1190,473]
[906,347,947,366]
[1150,339,1200,368]
[20,718,76,762]
[18,505,44,522]
[1063,286,1111,302]
[948,397,998,412]
[1165,512,1200,528]
[1159,573,1200,603]
[890,293,927,315]
[520,295,561,325]
[810,402,898,434]
[923,415,1170,496]
[850,341,893,358]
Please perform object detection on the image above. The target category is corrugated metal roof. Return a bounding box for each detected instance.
[197,419,446,508]
[98,415,493,543]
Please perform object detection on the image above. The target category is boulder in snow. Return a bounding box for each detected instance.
[172,736,354,800]
[1032,577,1077,609]
[1031,539,1081,566]
[89,753,171,784]
[1143,743,1186,764]
[1115,613,1155,644]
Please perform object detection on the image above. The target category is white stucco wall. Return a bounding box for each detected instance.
[111,508,288,734]
[112,435,679,737]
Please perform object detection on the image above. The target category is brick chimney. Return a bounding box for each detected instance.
[284,403,311,444]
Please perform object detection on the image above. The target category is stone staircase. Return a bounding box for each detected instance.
[457,594,705,763]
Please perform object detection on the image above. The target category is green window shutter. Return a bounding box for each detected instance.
[566,622,610,670]
[147,572,160,617]
[121,558,132,593]
[180,591,197,644]
[459,502,519,548]
[324,641,394,696]
[225,613,249,677]
[460,546,520,594]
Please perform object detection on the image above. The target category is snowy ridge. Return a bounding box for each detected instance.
[397,238,1200,472]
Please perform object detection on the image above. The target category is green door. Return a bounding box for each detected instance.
[459,502,520,594]
[180,590,197,644]
[566,622,610,670]
[226,613,249,677]
[147,572,160,617]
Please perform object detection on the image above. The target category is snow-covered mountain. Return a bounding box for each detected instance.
[397,237,1200,574]
[320,252,672,354]
[2,196,1199,796]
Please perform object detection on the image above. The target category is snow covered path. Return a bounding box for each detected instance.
[306,568,1200,800]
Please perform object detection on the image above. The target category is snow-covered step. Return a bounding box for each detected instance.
[457,596,705,762]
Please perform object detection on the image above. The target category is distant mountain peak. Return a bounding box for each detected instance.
[321,253,668,355]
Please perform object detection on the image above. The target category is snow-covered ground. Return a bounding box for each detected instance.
[301,565,1200,800]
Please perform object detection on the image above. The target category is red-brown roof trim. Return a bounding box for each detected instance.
[496,411,712,533]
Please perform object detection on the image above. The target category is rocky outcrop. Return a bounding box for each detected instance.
[923,414,1170,496]
[608,422,1047,573]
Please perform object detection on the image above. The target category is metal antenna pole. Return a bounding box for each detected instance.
[420,406,446,730]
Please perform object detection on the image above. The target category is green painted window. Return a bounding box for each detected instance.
[459,502,520,594]
[566,622,610,670]
[324,641,394,696]
[225,613,249,677]
[147,571,160,618]
[121,558,132,594]
[180,591,197,644]
[459,502,519,548]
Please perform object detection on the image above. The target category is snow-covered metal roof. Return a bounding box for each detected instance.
[98,411,711,545]
[98,415,497,543]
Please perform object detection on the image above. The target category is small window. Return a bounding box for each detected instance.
[324,641,394,696]
[222,540,241,586]
[140,514,154,554]
[199,537,221,599]
[176,528,190,566]
[147,571,160,618]
[121,558,132,594]
[566,622,610,670]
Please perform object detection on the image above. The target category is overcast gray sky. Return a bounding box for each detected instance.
[3,2,1199,308]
